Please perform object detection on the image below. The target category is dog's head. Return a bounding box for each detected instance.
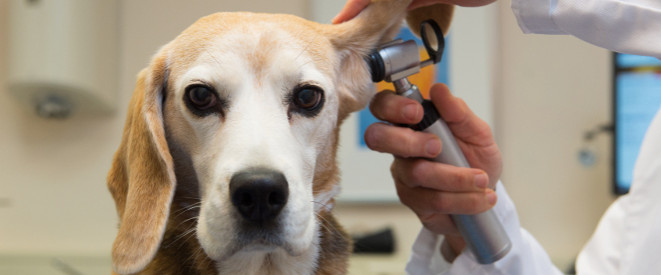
[107,1,453,274]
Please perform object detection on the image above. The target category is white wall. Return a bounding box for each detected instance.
[495,1,615,268]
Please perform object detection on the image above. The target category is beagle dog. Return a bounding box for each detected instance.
[107,1,453,274]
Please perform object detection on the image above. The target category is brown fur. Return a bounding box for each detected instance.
[108,57,176,274]
[314,210,352,275]
[107,1,453,274]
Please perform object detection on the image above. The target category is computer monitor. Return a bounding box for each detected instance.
[613,53,661,194]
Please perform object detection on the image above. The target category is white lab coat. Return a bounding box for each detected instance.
[406,0,661,274]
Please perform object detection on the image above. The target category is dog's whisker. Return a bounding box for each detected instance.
[165,226,198,248]
[183,246,206,269]
[177,196,203,201]
[171,208,200,221]
[171,202,202,218]
[178,202,202,212]
[177,215,201,227]
[171,204,200,216]
[315,215,339,238]
[311,200,330,209]
[172,224,202,252]
[174,238,206,270]
[181,227,201,245]
[313,210,343,236]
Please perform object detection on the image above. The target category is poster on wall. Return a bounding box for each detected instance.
[337,27,450,202]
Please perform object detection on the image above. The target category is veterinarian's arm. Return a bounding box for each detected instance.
[332,0,496,24]
[512,0,661,59]
[366,84,563,274]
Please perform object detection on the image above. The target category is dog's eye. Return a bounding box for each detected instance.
[188,86,216,108]
[184,85,223,116]
[291,85,324,117]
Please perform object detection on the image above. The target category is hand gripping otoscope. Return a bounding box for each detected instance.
[366,20,511,264]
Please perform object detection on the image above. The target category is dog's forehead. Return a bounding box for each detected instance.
[166,12,335,80]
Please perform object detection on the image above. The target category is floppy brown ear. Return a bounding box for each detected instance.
[107,52,175,274]
[325,0,454,119]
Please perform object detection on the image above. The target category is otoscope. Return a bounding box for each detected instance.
[366,20,511,264]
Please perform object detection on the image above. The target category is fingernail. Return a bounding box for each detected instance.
[486,190,497,205]
[364,129,380,149]
[474,173,488,189]
[402,104,419,122]
[425,139,441,156]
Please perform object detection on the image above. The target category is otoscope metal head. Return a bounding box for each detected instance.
[367,19,445,83]
[368,39,421,82]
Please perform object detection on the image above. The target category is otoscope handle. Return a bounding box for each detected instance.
[400,83,511,264]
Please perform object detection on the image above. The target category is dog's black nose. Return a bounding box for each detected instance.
[230,168,289,224]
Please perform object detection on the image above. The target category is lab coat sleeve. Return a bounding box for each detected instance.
[574,196,626,275]
[406,181,563,275]
[511,0,661,58]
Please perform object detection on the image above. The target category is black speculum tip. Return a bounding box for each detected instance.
[366,52,385,83]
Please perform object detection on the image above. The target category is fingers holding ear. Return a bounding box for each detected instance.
[332,0,370,24]
[408,0,496,10]
[407,0,447,11]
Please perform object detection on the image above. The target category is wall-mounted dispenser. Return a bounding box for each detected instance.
[7,0,118,119]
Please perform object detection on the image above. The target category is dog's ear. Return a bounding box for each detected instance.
[406,4,454,37]
[107,51,174,274]
[324,0,454,119]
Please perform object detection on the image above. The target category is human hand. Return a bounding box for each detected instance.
[332,0,497,24]
[364,83,502,258]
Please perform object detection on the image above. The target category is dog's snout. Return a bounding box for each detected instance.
[230,168,289,224]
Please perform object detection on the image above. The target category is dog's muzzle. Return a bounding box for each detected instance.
[230,168,289,225]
